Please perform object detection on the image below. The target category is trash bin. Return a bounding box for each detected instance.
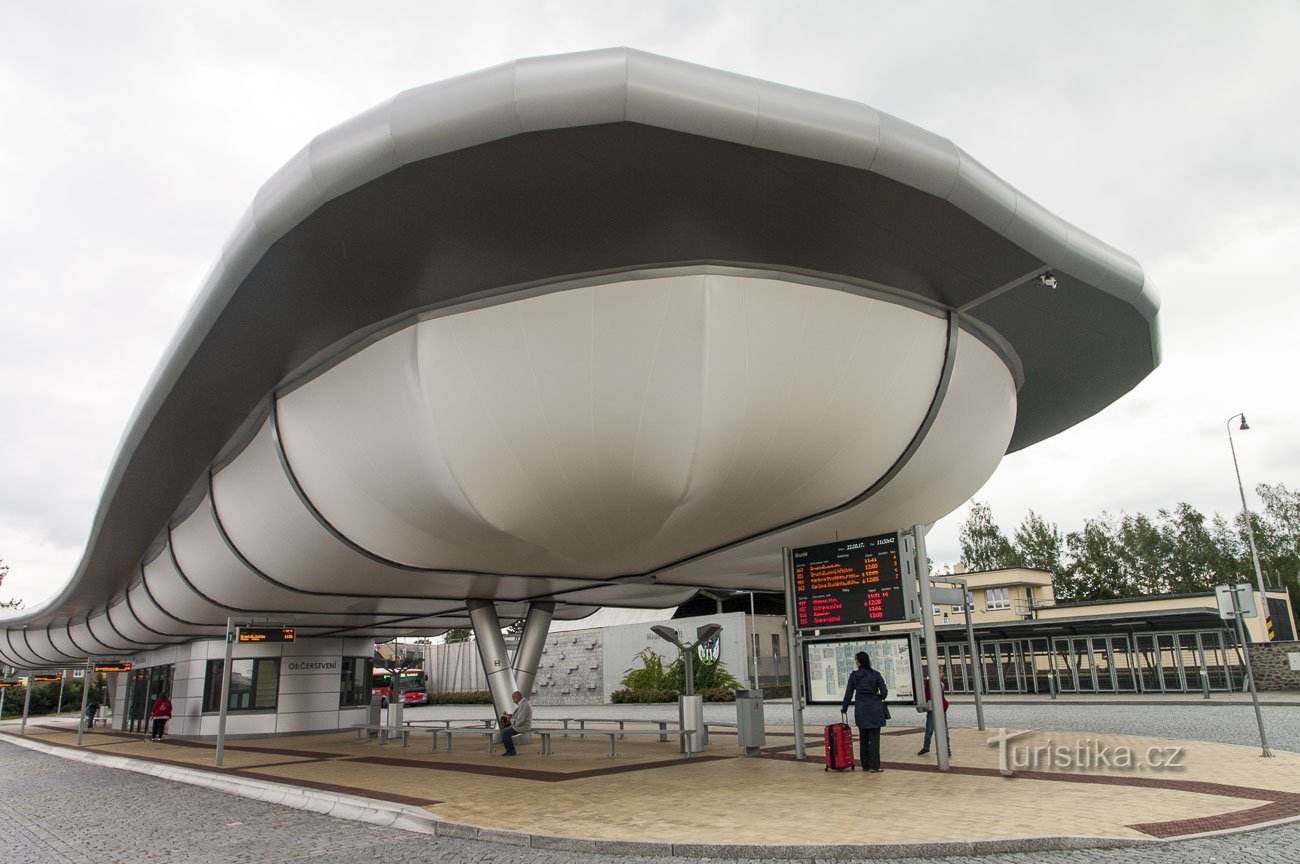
[735,689,765,756]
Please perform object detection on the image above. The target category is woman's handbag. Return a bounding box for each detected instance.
[882,701,892,721]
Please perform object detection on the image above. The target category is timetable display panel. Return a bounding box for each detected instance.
[791,532,913,629]
[804,634,918,705]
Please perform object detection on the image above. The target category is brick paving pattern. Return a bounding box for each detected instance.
[3,698,1300,862]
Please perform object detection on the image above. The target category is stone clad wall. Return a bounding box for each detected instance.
[533,629,604,705]
[1246,640,1300,691]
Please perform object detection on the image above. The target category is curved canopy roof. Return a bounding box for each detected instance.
[0,48,1158,664]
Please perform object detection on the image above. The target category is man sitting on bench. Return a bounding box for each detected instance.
[499,690,532,757]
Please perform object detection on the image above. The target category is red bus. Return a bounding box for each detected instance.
[371,669,428,706]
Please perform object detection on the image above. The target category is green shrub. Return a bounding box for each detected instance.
[423,690,493,705]
[619,646,743,697]
[699,687,735,702]
[611,687,679,703]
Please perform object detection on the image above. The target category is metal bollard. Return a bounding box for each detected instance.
[1201,670,1211,700]
[1048,674,1057,700]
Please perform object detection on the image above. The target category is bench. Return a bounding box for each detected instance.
[434,726,501,753]
[570,718,678,742]
[404,718,496,731]
[531,725,698,757]
[589,728,699,757]
[349,724,412,747]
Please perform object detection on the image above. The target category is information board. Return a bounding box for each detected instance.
[93,662,133,673]
[804,635,917,705]
[238,627,296,643]
[0,679,21,688]
[791,532,913,629]
[32,675,63,682]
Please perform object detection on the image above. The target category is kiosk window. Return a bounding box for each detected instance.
[339,657,372,707]
[203,659,280,712]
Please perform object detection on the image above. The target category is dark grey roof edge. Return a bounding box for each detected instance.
[0,47,1160,634]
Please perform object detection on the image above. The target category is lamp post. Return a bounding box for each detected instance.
[1227,413,1272,641]
[652,623,722,755]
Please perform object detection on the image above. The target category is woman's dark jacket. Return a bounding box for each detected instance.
[841,667,888,729]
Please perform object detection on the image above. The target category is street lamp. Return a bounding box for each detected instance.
[1227,413,1272,640]
[651,623,722,696]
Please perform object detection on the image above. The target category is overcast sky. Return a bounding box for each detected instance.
[2,1,1297,609]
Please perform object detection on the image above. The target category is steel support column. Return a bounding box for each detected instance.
[510,602,555,698]
[467,599,518,716]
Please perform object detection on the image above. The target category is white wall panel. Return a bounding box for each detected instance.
[143,549,234,624]
[66,620,117,657]
[274,710,343,734]
[219,421,596,601]
[46,624,81,659]
[127,580,216,638]
[658,327,1016,590]
[279,272,950,586]
[276,691,341,715]
[278,327,546,571]
[86,611,135,653]
[107,597,165,645]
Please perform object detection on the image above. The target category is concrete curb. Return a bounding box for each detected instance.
[3,732,1294,859]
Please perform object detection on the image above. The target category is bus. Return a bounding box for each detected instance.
[371,668,428,706]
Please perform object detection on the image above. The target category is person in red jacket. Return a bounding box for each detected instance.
[149,692,173,741]
[917,670,950,757]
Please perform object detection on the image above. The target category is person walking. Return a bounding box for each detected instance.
[840,651,888,772]
[917,670,951,758]
[149,691,172,741]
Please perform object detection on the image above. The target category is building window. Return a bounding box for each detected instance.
[771,633,782,657]
[339,657,372,707]
[986,587,1011,610]
[203,659,280,712]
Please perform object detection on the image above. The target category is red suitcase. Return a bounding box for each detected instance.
[824,722,855,771]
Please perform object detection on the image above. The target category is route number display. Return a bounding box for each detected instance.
[791,532,915,629]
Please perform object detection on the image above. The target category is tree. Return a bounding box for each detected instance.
[443,629,470,643]
[958,501,1017,571]
[1012,510,1064,575]
[1059,516,1127,601]
[0,558,21,610]
[1246,483,1300,611]
[1115,512,1167,595]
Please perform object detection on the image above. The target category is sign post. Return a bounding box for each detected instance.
[787,531,923,763]
[911,524,949,771]
[216,617,235,767]
[75,660,92,746]
[1221,585,1271,757]
[783,547,807,760]
[20,678,33,733]
[962,585,986,732]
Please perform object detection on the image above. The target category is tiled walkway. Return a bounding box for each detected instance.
[5,719,1299,849]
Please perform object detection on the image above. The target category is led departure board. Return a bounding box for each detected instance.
[0,679,21,688]
[93,662,133,673]
[32,675,63,682]
[238,627,296,643]
[791,532,914,630]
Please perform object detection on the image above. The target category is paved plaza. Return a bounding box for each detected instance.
[3,698,1300,862]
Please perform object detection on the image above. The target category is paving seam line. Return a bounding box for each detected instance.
[3,733,1298,859]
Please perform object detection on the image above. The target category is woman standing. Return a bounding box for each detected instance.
[840,651,888,772]
[149,691,172,741]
